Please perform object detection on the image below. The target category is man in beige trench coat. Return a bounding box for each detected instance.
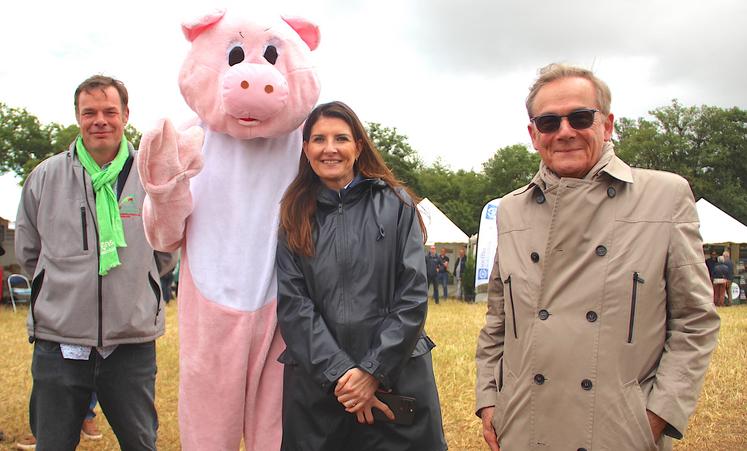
[475,63,720,451]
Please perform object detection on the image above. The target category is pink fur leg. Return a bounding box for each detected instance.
[243,318,284,450]
[177,252,283,451]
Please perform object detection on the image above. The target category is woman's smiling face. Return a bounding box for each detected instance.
[303,116,361,190]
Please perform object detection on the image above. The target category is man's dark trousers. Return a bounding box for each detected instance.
[30,340,158,451]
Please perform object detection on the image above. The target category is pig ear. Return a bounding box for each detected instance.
[282,16,320,51]
[182,9,226,42]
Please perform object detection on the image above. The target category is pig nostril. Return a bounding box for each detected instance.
[264,85,274,94]
[241,81,249,89]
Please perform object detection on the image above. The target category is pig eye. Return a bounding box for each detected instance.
[263,45,278,65]
[228,46,245,66]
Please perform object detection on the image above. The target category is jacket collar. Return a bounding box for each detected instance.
[517,143,634,196]
[66,138,136,200]
[317,176,386,207]
[599,154,634,184]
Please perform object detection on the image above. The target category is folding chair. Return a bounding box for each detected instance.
[7,273,31,313]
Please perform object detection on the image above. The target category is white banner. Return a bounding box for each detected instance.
[476,198,501,288]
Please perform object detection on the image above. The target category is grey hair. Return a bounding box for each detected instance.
[526,63,611,117]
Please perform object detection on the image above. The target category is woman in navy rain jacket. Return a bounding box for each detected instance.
[276,101,446,451]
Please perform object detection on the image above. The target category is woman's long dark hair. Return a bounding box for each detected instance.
[280,101,426,256]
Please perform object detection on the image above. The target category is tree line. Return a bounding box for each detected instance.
[2,100,746,235]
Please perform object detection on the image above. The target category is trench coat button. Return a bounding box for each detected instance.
[586,311,598,322]
[330,369,338,376]
[363,361,373,369]
[533,374,545,385]
[538,309,550,320]
[607,186,616,198]
[595,245,607,256]
[535,192,546,204]
[531,252,540,262]
[581,379,593,390]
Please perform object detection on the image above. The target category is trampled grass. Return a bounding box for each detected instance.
[1,301,744,450]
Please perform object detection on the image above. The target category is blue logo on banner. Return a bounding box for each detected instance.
[478,268,489,280]
[485,205,497,220]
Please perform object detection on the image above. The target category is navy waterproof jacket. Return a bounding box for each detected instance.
[276,178,446,450]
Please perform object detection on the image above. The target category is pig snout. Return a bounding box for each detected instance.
[222,64,289,125]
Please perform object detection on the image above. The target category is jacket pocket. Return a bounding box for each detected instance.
[628,272,645,343]
[80,206,89,251]
[147,272,162,326]
[29,269,45,338]
[491,367,516,438]
[599,380,658,451]
[504,275,518,339]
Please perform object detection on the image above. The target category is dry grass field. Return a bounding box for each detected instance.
[1,301,744,450]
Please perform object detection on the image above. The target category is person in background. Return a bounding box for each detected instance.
[14,75,173,451]
[172,258,179,298]
[0,244,4,300]
[438,247,450,299]
[276,101,446,450]
[160,267,175,303]
[705,250,718,281]
[722,250,734,305]
[712,256,730,306]
[475,63,719,451]
[81,394,103,440]
[425,245,442,304]
[453,247,467,300]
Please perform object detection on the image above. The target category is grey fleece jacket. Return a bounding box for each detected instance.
[15,141,168,347]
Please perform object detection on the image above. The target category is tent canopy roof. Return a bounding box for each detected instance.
[696,198,747,244]
[417,198,469,245]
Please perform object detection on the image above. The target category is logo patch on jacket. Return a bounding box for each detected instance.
[119,196,141,218]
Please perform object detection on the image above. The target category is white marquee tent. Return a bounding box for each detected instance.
[696,198,747,244]
[417,198,469,246]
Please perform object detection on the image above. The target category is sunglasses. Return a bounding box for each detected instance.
[530,108,599,133]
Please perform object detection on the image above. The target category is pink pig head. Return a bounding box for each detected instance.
[179,9,321,139]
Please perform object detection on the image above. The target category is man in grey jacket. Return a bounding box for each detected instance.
[15,75,172,451]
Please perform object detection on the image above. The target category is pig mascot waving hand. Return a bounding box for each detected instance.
[137,9,320,450]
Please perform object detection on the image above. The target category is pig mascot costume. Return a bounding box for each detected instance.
[137,8,320,450]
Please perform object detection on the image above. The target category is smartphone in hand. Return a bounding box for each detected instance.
[373,392,416,426]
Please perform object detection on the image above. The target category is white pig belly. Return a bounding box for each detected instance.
[186,129,301,311]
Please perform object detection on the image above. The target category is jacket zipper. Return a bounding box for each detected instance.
[338,200,350,349]
[83,167,104,347]
[498,358,504,391]
[504,275,518,339]
[148,272,162,325]
[628,272,645,343]
[28,269,46,342]
[80,206,89,251]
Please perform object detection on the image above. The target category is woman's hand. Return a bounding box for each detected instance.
[334,368,378,409]
[351,394,395,424]
[335,368,396,424]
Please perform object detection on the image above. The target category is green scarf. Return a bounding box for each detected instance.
[76,135,129,275]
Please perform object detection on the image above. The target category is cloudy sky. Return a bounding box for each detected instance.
[1,0,745,220]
